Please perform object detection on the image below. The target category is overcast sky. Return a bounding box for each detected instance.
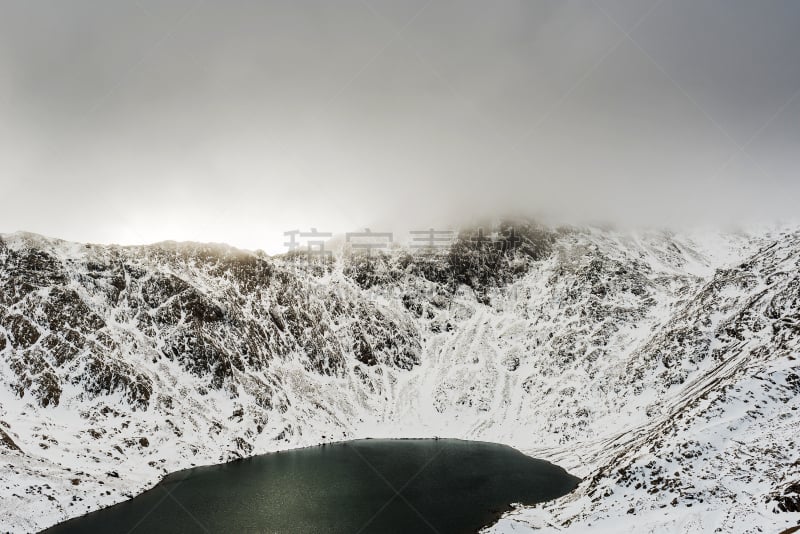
[1,0,798,253]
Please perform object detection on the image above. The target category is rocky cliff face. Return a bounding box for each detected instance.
[0,224,797,533]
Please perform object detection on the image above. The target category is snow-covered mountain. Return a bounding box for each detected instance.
[0,222,798,533]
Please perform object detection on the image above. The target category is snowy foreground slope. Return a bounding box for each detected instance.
[0,223,798,533]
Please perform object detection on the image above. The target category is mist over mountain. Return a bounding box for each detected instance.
[2,1,799,251]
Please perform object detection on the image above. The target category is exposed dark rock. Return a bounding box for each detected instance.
[269,308,285,331]
[81,355,152,410]
[0,246,66,305]
[401,294,423,318]
[772,481,800,513]
[141,274,190,308]
[3,314,40,348]
[234,437,253,455]
[0,427,22,452]
[8,349,62,407]
[154,288,225,325]
[37,288,105,333]
[354,332,377,366]
[162,332,243,388]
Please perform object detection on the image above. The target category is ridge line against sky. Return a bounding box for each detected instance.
[1,0,799,254]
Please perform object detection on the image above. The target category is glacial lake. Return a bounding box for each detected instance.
[45,439,579,534]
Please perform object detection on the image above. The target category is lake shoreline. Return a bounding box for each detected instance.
[43,438,580,534]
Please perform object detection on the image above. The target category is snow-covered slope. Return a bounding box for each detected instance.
[487,228,800,533]
[0,223,798,533]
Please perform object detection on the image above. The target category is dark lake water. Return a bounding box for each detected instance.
[45,439,579,534]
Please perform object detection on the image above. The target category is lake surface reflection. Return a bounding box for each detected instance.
[45,439,579,534]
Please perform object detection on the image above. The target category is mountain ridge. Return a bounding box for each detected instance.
[0,224,798,533]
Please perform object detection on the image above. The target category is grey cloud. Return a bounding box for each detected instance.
[0,0,798,252]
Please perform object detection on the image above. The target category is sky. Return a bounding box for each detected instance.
[1,0,799,253]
